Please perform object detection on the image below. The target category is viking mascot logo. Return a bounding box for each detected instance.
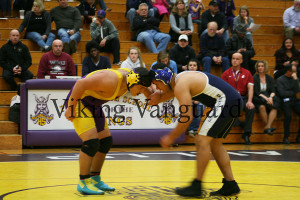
[30,94,54,126]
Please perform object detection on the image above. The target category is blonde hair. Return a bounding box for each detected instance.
[32,0,45,13]
[255,60,268,74]
[128,46,144,67]
[171,0,188,18]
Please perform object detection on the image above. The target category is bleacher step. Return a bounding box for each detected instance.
[0,134,22,150]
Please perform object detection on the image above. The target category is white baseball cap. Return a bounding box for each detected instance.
[178,34,188,41]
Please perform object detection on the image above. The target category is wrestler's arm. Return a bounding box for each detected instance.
[160,84,193,148]
[148,88,175,105]
[65,73,111,120]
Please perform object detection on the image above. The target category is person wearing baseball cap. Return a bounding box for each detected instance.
[90,9,122,65]
[226,23,256,75]
[168,34,196,73]
[200,0,229,42]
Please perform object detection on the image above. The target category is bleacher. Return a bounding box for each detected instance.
[0,0,299,149]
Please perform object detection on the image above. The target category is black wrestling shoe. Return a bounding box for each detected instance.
[283,137,290,144]
[242,134,251,145]
[175,179,202,197]
[210,178,240,196]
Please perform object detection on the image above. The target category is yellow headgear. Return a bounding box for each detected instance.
[127,70,140,89]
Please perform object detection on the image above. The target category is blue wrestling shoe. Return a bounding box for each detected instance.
[90,175,115,191]
[77,178,105,195]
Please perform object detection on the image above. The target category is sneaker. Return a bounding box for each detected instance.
[113,61,122,65]
[175,179,202,197]
[90,175,115,191]
[77,178,104,195]
[210,178,240,196]
[45,45,52,52]
[105,8,112,12]
[63,42,70,55]
[188,130,195,137]
[70,39,77,54]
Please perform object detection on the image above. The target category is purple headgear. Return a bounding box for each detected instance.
[151,67,174,88]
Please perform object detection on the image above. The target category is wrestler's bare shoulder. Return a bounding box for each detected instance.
[176,71,207,85]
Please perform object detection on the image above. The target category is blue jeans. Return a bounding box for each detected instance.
[57,28,81,45]
[246,32,253,45]
[126,8,155,30]
[202,56,230,73]
[201,29,229,43]
[137,30,170,53]
[26,32,56,48]
[98,0,107,10]
[188,103,205,131]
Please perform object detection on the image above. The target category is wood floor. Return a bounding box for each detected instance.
[0,144,299,200]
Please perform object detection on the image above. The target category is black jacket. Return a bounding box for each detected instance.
[226,33,255,60]
[201,9,228,34]
[253,74,276,97]
[169,44,196,73]
[132,15,160,41]
[0,40,32,72]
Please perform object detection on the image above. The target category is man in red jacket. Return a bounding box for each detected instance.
[37,39,76,79]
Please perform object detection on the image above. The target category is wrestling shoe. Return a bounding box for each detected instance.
[175,179,202,197]
[77,178,104,195]
[91,175,115,191]
[210,178,240,196]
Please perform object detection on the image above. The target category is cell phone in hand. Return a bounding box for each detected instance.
[15,65,20,69]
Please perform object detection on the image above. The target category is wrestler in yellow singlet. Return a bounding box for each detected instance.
[67,68,131,135]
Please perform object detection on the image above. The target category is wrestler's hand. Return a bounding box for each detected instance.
[65,106,75,121]
[160,134,175,149]
[148,90,161,105]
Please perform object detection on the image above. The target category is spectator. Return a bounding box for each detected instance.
[199,21,230,74]
[132,3,171,53]
[76,0,96,28]
[253,60,280,135]
[274,38,300,80]
[217,0,236,32]
[222,52,255,145]
[37,39,76,79]
[200,0,229,42]
[186,59,205,137]
[276,64,300,144]
[121,46,146,69]
[168,0,189,7]
[188,0,205,27]
[50,0,81,55]
[169,0,193,45]
[169,34,196,73]
[150,50,177,73]
[233,6,254,44]
[126,0,155,30]
[283,0,300,39]
[0,0,12,17]
[18,0,55,52]
[226,24,256,75]
[0,30,33,91]
[82,40,111,76]
[90,10,122,65]
[95,0,112,12]
[152,0,170,21]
